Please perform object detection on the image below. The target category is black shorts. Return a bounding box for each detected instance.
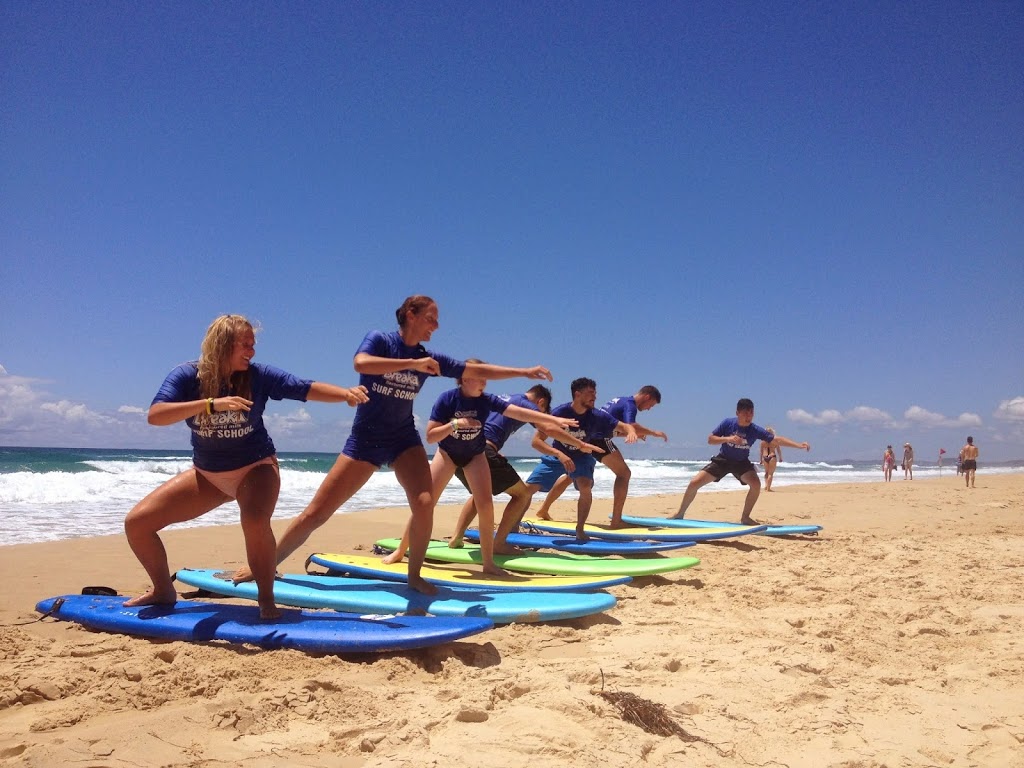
[963,459,977,471]
[702,455,757,484]
[454,444,523,495]
[590,438,619,460]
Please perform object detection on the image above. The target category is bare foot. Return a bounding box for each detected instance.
[482,563,508,578]
[123,588,177,608]
[740,517,762,526]
[259,603,283,620]
[407,576,438,596]
[574,534,590,543]
[535,512,552,521]
[668,514,685,520]
[232,566,254,584]
[608,518,627,529]
[381,551,405,565]
[493,543,523,556]
[447,538,465,549]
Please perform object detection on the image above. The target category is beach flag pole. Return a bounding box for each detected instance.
[938,448,946,476]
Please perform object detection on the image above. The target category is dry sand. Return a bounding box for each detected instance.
[2,473,1022,767]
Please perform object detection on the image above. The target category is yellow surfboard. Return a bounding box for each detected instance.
[308,553,630,591]
[521,518,768,542]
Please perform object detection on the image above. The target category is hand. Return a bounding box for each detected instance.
[343,386,369,406]
[558,454,576,473]
[654,431,668,442]
[800,442,811,451]
[523,366,553,381]
[215,396,252,413]
[458,418,482,430]
[554,417,578,429]
[579,442,605,455]
[727,434,746,445]
[413,357,441,376]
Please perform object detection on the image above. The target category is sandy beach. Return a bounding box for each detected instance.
[2,473,1022,767]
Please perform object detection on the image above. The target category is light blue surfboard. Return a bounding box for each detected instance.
[521,517,769,542]
[463,528,690,555]
[36,593,493,653]
[620,514,822,537]
[175,569,616,624]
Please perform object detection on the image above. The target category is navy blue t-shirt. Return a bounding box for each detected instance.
[351,330,465,441]
[431,389,511,462]
[549,403,619,459]
[712,417,775,462]
[602,395,638,424]
[482,393,537,450]
[151,362,312,472]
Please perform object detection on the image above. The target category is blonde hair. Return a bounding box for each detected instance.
[197,315,256,400]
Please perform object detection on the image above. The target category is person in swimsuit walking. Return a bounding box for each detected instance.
[882,445,897,482]
[902,443,914,480]
[759,426,781,491]
[124,314,368,618]
[961,436,978,488]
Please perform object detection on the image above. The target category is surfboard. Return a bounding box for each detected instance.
[174,569,616,624]
[308,553,631,591]
[620,514,822,537]
[521,517,769,542]
[374,539,700,577]
[463,528,690,555]
[35,594,492,653]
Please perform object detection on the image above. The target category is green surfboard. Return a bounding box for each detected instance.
[375,539,700,577]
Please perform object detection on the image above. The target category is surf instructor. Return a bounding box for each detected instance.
[124,314,368,619]
[233,295,555,595]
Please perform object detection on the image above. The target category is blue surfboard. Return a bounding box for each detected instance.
[521,517,769,542]
[175,569,616,624]
[463,528,691,555]
[36,594,493,653]
[620,514,822,537]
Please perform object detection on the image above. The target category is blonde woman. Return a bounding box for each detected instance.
[759,426,780,491]
[124,315,368,619]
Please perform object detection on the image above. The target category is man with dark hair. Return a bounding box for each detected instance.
[672,398,810,524]
[961,436,978,489]
[523,378,638,540]
[534,385,667,527]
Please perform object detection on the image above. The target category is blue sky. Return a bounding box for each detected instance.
[2,1,1022,461]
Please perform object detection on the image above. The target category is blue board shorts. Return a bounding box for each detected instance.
[343,428,423,468]
[526,454,597,491]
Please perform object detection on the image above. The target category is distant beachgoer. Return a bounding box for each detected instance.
[882,445,897,482]
[671,398,810,525]
[124,314,369,619]
[232,295,554,596]
[759,426,781,491]
[380,365,580,574]
[526,377,639,540]
[902,443,914,479]
[961,436,978,488]
[957,449,964,476]
[533,386,667,526]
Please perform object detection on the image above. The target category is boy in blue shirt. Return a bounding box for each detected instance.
[672,398,810,524]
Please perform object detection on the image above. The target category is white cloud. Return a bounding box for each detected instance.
[40,399,115,425]
[904,405,982,428]
[118,405,146,415]
[994,396,1024,422]
[264,407,314,435]
[787,406,891,426]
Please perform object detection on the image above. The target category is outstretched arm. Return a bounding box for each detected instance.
[615,422,667,442]
[769,436,810,451]
[354,352,440,377]
[465,362,553,382]
[306,382,369,406]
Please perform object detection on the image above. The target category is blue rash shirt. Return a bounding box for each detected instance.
[350,330,465,442]
[482,393,537,450]
[549,402,619,459]
[712,417,775,462]
[430,389,511,462]
[152,362,312,472]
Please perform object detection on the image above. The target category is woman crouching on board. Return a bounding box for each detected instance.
[123,314,368,619]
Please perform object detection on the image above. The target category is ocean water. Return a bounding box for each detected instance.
[1,446,1020,547]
